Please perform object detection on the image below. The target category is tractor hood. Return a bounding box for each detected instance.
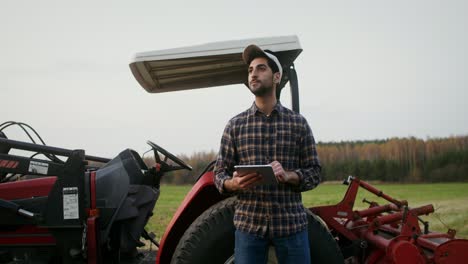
[129,35,302,93]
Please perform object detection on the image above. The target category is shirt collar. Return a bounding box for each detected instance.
[248,101,284,117]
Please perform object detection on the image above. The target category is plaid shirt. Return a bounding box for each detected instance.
[214,102,321,238]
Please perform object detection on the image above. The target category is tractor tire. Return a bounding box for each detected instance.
[306,211,344,263]
[171,197,344,264]
[171,197,236,264]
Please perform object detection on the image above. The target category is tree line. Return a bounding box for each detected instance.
[146,136,468,184]
[318,136,468,182]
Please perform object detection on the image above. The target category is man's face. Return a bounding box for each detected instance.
[248,57,279,97]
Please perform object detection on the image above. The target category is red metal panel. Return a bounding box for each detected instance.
[90,172,97,209]
[310,177,361,241]
[86,171,100,264]
[0,225,55,245]
[0,177,56,200]
[388,239,425,264]
[87,216,99,264]
[433,239,468,264]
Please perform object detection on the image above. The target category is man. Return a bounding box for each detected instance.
[214,44,322,264]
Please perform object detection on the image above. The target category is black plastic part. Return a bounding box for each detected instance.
[0,137,110,163]
[343,175,354,185]
[0,132,10,179]
[147,140,192,171]
[120,149,148,184]
[0,197,48,226]
[142,229,160,248]
[289,64,300,113]
[0,198,21,212]
[42,150,86,227]
[340,239,364,259]
[143,168,162,189]
[417,216,430,235]
[0,132,10,154]
[0,199,36,220]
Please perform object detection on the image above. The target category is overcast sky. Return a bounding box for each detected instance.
[1,0,467,159]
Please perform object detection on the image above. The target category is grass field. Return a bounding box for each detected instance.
[147,182,468,241]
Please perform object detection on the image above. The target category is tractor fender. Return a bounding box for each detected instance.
[156,171,226,264]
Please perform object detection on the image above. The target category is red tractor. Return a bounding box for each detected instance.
[1,36,467,263]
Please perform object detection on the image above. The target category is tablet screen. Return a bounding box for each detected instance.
[234,165,278,186]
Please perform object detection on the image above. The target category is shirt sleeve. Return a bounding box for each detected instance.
[295,119,321,192]
[213,121,237,195]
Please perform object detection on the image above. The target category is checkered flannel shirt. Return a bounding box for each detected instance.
[214,102,321,238]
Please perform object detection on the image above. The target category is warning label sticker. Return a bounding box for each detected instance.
[63,187,79,220]
[29,161,49,175]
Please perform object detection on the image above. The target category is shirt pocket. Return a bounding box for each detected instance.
[276,130,300,165]
[237,141,258,164]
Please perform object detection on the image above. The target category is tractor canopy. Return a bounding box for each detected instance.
[129,35,302,94]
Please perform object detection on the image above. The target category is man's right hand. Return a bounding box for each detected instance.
[224,171,263,192]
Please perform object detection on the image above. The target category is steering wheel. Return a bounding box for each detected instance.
[147,140,192,171]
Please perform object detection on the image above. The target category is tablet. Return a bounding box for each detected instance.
[234,165,278,186]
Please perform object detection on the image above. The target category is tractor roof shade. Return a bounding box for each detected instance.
[129,35,302,93]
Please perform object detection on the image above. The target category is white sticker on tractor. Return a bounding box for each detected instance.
[337,211,348,217]
[28,161,49,175]
[63,187,79,220]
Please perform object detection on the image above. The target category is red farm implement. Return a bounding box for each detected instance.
[311,176,468,263]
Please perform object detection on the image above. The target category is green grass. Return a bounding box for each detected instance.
[145,184,190,238]
[147,182,468,240]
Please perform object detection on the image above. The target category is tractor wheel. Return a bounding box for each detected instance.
[171,197,344,264]
[306,211,344,263]
[171,197,236,264]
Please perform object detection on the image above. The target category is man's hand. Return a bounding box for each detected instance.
[270,161,300,185]
[224,171,263,192]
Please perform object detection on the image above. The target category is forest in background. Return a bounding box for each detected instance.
[149,136,468,184]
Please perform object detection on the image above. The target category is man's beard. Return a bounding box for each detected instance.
[249,81,274,97]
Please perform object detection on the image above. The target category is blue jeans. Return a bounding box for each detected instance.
[234,229,310,264]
